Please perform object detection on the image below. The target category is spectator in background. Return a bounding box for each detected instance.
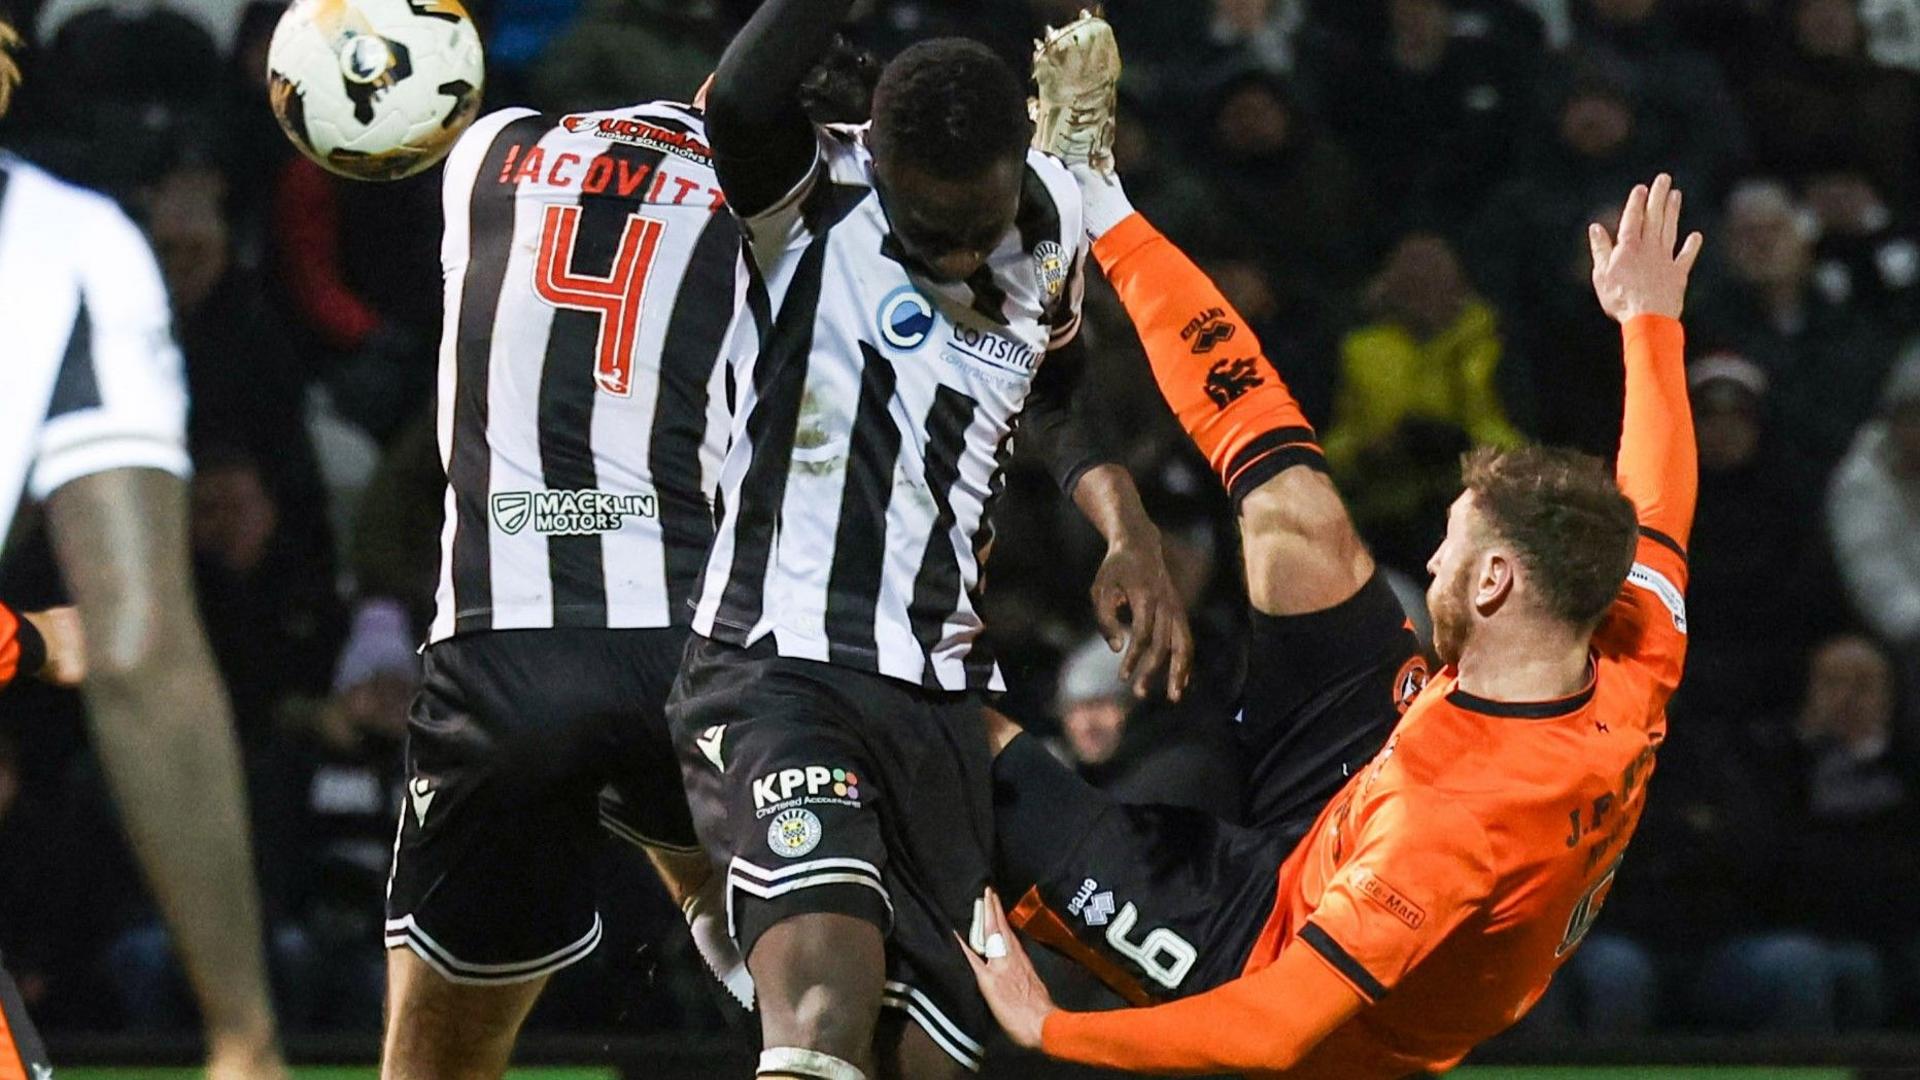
[1325,232,1521,574]
[1673,354,1843,723]
[1693,179,1898,467]
[526,0,727,112]
[254,601,415,1032]
[270,155,441,444]
[1468,55,1659,388]
[1742,0,1920,206]
[191,447,344,746]
[1046,636,1240,821]
[1318,0,1533,235]
[142,143,332,574]
[1830,346,1920,679]
[1198,69,1379,304]
[1571,0,1746,194]
[1806,169,1920,335]
[1766,635,1920,1001]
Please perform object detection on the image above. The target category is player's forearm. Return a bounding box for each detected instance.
[706,0,852,213]
[1024,338,1111,495]
[1071,464,1158,555]
[1040,950,1356,1073]
[1617,314,1696,547]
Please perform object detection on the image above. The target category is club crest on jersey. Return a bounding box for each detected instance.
[767,807,823,859]
[1033,240,1069,305]
[1394,656,1431,714]
[877,286,936,351]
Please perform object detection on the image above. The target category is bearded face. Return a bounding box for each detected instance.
[1426,495,1482,666]
[1428,554,1475,667]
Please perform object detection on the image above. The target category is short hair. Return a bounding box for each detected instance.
[1460,445,1638,628]
[0,18,20,121]
[871,37,1030,177]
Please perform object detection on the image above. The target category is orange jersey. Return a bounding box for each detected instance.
[1041,288,1694,1074]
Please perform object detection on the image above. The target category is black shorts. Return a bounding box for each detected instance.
[992,572,1420,1002]
[385,626,698,985]
[668,636,993,1072]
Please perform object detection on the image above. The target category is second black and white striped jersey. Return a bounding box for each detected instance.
[690,125,1088,692]
[429,103,741,645]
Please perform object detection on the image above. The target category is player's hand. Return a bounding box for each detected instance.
[958,887,1056,1052]
[1589,173,1704,324]
[1091,538,1193,702]
[24,606,85,687]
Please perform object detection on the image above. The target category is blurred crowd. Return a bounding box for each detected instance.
[1,0,1919,1046]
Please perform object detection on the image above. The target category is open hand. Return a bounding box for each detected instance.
[958,887,1056,1051]
[1090,540,1193,702]
[1589,173,1704,324]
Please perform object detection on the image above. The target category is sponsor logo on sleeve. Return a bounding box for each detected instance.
[751,765,862,818]
[1352,867,1426,930]
[492,489,657,536]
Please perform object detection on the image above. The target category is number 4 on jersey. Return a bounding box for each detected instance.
[533,204,665,399]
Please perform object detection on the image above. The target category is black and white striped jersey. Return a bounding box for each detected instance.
[429,104,741,645]
[690,125,1088,692]
[0,153,192,547]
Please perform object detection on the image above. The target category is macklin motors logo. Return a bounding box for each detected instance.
[492,490,656,536]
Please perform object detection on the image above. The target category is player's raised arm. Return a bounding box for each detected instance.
[1588,176,1702,687]
[704,0,855,217]
[1589,174,1703,551]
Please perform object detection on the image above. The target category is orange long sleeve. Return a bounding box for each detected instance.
[1039,938,1365,1075]
[1616,314,1695,549]
[1092,213,1322,503]
[0,602,40,691]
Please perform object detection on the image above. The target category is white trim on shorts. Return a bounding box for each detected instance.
[599,808,704,856]
[725,856,893,940]
[881,979,985,1072]
[383,912,603,986]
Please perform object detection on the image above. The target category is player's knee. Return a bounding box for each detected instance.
[383,948,542,1064]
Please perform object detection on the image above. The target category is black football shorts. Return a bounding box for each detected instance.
[385,626,698,984]
[668,635,995,1072]
[992,571,1421,1002]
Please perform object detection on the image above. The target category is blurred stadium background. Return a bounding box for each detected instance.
[5,0,1920,1073]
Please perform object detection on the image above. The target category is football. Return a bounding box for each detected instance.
[267,0,485,181]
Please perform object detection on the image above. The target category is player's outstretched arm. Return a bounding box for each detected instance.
[46,468,287,1080]
[963,887,1363,1073]
[1590,174,1702,549]
[1085,200,1372,616]
[704,0,855,217]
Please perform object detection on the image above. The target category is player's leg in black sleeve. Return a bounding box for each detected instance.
[991,731,1286,1003]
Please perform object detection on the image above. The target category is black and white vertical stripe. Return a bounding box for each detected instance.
[429,104,739,644]
[691,128,1087,692]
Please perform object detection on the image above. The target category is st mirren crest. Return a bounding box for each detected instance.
[491,491,532,535]
[1034,240,1070,305]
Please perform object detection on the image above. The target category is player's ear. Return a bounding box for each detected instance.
[1474,551,1513,617]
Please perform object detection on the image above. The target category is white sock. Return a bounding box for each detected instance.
[683,886,754,1011]
[758,1047,865,1080]
[1071,162,1136,241]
